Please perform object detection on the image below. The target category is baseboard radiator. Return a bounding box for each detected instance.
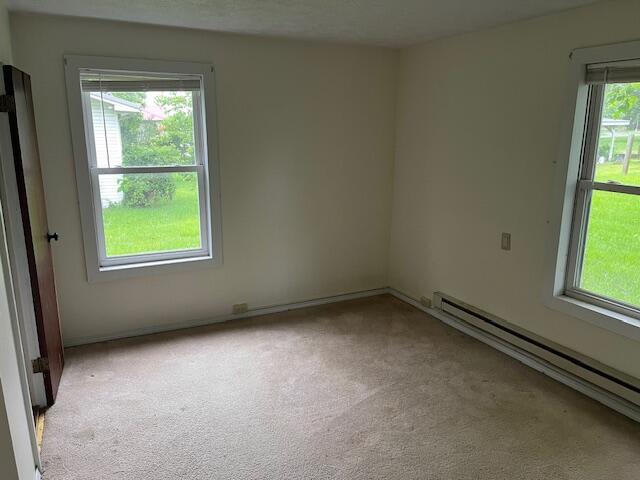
[432,292,640,419]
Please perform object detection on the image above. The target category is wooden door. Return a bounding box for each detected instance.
[3,65,64,405]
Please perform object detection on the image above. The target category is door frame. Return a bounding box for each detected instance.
[0,77,42,474]
[0,197,42,474]
[0,68,47,408]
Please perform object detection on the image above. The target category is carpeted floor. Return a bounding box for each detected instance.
[41,295,640,479]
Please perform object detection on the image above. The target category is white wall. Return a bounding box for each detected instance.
[10,13,398,345]
[390,0,640,378]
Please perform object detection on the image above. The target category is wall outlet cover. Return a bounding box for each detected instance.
[232,303,248,314]
[501,232,511,251]
[420,296,432,308]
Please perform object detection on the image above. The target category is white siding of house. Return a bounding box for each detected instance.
[90,98,123,207]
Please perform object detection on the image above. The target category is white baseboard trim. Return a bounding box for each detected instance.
[387,288,640,423]
[64,287,389,347]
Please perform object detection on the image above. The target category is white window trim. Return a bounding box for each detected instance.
[64,55,223,282]
[543,39,640,341]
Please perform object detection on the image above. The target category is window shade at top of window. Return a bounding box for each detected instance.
[80,71,201,92]
[586,59,640,84]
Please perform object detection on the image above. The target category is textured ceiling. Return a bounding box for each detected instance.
[9,0,602,47]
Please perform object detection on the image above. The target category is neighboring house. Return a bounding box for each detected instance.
[90,93,140,207]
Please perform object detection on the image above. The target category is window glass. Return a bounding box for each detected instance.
[98,172,202,257]
[78,70,209,266]
[593,82,640,186]
[579,190,640,307]
[87,90,197,168]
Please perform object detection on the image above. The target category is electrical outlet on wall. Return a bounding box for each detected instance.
[232,303,248,314]
[420,296,432,308]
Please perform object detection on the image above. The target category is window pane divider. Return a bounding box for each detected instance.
[100,248,210,268]
[93,165,202,175]
[578,179,640,196]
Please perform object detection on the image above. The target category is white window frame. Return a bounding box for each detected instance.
[544,40,640,341]
[64,55,222,282]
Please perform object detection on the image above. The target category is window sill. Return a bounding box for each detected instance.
[544,293,640,342]
[88,254,220,283]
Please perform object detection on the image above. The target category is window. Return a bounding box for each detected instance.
[65,56,221,281]
[545,41,640,340]
[566,68,640,317]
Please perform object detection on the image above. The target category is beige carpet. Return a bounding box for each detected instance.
[41,295,640,479]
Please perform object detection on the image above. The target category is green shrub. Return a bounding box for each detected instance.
[113,92,195,208]
[118,144,182,207]
[119,174,176,208]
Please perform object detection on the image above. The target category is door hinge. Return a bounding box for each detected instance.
[0,94,15,113]
[32,357,49,374]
